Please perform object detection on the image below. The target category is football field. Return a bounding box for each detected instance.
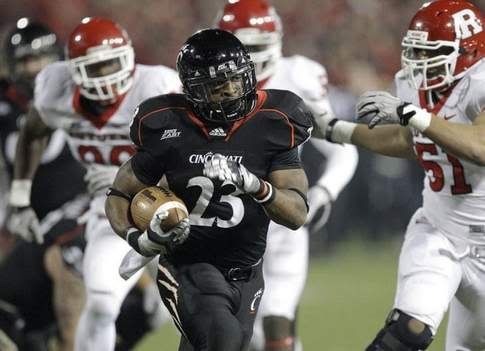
[136,239,446,351]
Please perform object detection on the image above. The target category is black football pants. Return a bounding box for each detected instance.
[156,258,264,351]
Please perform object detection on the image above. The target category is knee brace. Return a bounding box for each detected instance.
[366,309,433,351]
[263,316,295,351]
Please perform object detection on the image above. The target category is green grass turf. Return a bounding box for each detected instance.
[135,239,446,350]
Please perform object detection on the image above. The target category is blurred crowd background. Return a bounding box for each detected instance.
[3,0,483,253]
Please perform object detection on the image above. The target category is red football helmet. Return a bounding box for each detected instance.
[216,0,282,82]
[67,17,135,101]
[401,0,485,91]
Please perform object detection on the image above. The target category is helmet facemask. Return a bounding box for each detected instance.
[401,31,460,91]
[69,44,134,102]
[184,60,257,124]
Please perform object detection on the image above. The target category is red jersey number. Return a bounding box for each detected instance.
[78,145,135,165]
[415,142,472,195]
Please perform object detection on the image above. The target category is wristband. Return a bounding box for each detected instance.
[255,182,275,205]
[9,179,32,207]
[253,179,269,199]
[327,119,357,144]
[404,105,432,132]
[126,227,144,255]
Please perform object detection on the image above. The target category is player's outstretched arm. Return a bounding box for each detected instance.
[355,90,485,165]
[312,94,415,159]
[12,106,52,183]
[264,168,309,230]
[7,107,53,242]
[105,159,148,239]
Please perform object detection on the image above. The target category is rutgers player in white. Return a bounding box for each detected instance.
[216,1,358,350]
[7,17,180,351]
[315,1,485,350]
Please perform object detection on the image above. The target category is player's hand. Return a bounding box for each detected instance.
[306,185,332,233]
[127,207,190,257]
[356,91,417,129]
[148,206,190,246]
[203,153,262,194]
[84,164,119,196]
[6,206,41,243]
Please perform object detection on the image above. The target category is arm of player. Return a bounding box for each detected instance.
[264,168,309,230]
[355,90,485,165]
[12,106,52,187]
[7,107,53,242]
[420,112,485,165]
[314,110,416,159]
[308,139,358,201]
[203,154,309,230]
[105,159,190,257]
[105,159,148,239]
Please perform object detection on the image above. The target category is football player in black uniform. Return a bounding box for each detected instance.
[0,18,88,351]
[106,29,312,351]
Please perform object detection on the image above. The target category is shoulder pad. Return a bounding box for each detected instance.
[132,64,182,96]
[130,93,187,147]
[284,55,328,101]
[260,89,313,149]
[34,62,71,111]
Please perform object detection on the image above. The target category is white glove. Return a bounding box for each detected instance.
[6,206,41,243]
[84,164,119,196]
[203,153,262,194]
[127,206,191,257]
[306,185,332,232]
[356,91,406,129]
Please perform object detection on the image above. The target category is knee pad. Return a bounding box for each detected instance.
[366,309,433,351]
[263,316,295,351]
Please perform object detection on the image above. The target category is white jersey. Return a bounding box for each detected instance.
[264,55,357,199]
[34,62,180,168]
[395,59,485,242]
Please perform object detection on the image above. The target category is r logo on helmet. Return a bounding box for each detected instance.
[453,9,483,39]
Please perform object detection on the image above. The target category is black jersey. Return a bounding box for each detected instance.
[0,79,86,220]
[130,89,312,269]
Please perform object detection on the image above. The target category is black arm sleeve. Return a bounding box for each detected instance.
[269,147,302,172]
[130,149,165,185]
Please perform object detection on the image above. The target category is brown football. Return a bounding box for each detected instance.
[130,186,188,232]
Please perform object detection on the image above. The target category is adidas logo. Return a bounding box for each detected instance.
[209,127,226,137]
[160,129,181,140]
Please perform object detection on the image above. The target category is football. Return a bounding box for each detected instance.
[130,186,189,232]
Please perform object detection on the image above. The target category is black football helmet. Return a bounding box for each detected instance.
[177,29,257,124]
[3,18,62,95]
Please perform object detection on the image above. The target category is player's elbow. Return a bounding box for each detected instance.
[288,217,306,230]
[287,207,308,230]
